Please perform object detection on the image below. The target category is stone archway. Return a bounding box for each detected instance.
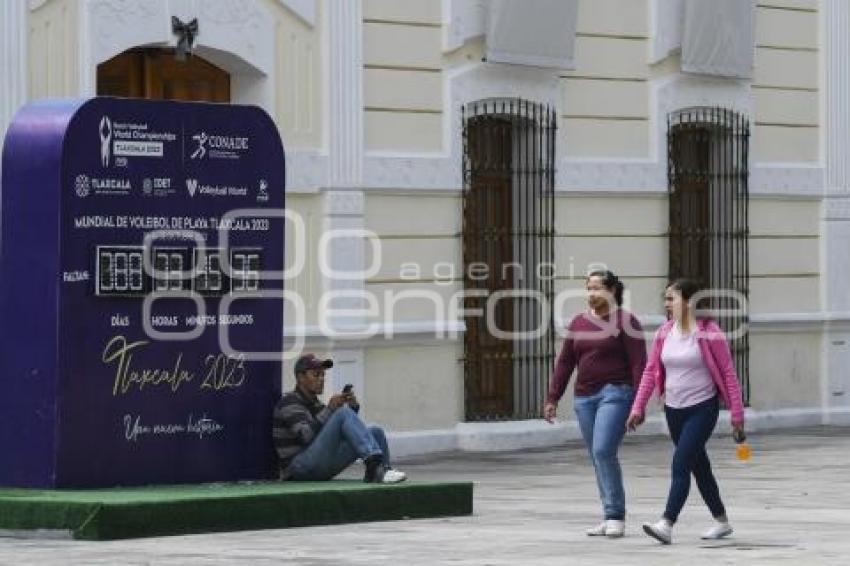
[80,0,279,113]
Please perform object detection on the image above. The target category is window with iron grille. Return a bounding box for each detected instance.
[462,99,556,421]
[668,107,750,403]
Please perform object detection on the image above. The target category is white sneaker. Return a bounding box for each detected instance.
[642,519,672,545]
[378,468,407,484]
[585,520,625,537]
[605,519,625,538]
[701,522,733,540]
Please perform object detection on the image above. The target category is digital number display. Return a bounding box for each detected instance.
[193,249,225,295]
[153,247,191,292]
[95,246,263,297]
[96,246,147,296]
[231,250,261,293]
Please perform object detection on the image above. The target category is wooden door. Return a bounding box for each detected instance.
[668,109,751,403]
[463,115,515,419]
[97,49,230,103]
[669,123,711,287]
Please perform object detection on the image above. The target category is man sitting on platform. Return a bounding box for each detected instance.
[273,353,407,483]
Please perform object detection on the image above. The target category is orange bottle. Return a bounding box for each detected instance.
[733,429,751,461]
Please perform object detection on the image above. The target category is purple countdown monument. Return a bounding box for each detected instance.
[0,98,285,488]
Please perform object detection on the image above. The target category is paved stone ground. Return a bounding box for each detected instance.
[1,427,848,565]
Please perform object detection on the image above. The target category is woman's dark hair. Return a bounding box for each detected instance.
[667,278,708,312]
[667,278,701,301]
[588,269,624,306]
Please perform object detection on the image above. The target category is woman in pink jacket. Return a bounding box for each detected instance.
[626,278,745,545]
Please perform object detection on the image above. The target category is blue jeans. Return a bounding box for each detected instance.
[663,396,726,523]
[289,406,391,481]
[574,383,634,521]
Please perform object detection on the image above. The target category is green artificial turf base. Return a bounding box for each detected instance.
[0,480,473,540]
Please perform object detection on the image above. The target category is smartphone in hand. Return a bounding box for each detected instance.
[342,384,353,394]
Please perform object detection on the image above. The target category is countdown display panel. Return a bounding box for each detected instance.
[0,98,285,488]
[94,246,263,297]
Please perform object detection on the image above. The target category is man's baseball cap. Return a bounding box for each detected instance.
[294,353,333,375]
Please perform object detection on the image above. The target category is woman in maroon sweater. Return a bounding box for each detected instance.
[544,270,647,538]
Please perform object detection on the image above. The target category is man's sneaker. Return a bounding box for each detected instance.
[701,522,733,540]
[642,519,672,545]
[364,457,406,484]
[605,520,625,538]
[377,467,407,484]
[586,521,608,536]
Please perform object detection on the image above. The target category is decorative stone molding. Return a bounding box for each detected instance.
[824,0,850,194]
[365,62,560,190]
[191,0,274,75]
[363,154,456,190]
[359,17,828,195]
[651,73,753,162]
[321,4,364,399]
[1,0,27,144]
[822,1,850,410]
[824,197,850,221]
[558,160,665,192]
[277,0,316,27]
[362,154,823,196]
[449,62,562,134]
[751,165,824,197]
[86,0,163,64]
[77,0,275,112]
[328,0,363,187]
[364,65,821,196]
[286,150,328,192]
[319,189,368,334]
[750,312,850,334]
[79,0,164,94]
[323,189,365,217]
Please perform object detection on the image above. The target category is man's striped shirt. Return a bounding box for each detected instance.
[272,389,333,474]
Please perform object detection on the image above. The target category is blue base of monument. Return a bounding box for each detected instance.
[0,481,473,540]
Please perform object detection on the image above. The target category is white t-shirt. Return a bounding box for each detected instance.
[661,323,717,409]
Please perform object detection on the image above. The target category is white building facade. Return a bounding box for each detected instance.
[1,0,849,456]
